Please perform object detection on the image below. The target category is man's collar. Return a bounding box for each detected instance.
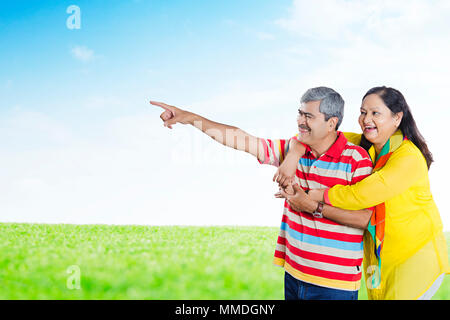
[325,131,347,159]
[303,131,347,159]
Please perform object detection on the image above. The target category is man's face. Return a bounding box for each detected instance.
[297,100,334,146]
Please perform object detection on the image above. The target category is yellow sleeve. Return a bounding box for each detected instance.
[327,141,427,210]
[342,132,362,146]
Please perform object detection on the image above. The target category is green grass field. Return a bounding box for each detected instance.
[0,223,448,300]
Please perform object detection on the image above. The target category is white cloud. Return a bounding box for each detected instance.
[256,32,275,41]
[276,0,450,45]
[71,45,95,62]
[0,110,74,149]
[276,0,368,40]
[82,95,124,110]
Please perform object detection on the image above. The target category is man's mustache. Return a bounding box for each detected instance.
[298,125,310,131]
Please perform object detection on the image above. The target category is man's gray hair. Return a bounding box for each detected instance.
[300,86,344,130]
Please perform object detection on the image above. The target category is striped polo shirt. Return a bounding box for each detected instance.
[258,132,373,291]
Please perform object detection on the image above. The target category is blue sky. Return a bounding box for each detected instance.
[1,0,450,230]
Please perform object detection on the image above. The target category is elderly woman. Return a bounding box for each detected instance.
[275,86,449,299]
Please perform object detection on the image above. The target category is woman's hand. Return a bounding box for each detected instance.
[273,138,305,188]
[275,183,318,213]
[308,189,326,202]
[273,157,298,188]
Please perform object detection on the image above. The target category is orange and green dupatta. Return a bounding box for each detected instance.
[366,129,407,289]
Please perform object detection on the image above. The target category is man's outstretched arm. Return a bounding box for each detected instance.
[151,101,264,161]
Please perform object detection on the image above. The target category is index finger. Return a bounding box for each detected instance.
[150,101,175,114]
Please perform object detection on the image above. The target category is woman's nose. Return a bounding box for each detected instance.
[362,114,373,125]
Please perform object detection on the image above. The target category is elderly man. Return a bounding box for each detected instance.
[152,87,373,300]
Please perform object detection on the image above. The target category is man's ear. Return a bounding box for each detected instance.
[328,117,339,131]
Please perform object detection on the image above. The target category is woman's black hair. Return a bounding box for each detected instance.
[360,86,433,169]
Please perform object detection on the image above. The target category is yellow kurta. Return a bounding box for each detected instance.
[327,132,449,299]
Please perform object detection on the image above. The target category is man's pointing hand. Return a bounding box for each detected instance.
[150,101,193,129]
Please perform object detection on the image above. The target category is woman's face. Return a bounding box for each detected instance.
[359,93,402,149]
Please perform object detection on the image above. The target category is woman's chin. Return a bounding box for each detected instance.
[362,132,377,144]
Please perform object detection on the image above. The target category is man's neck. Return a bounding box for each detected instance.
[309,132,338,158]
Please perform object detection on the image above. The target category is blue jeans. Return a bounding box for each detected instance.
[284,272,358,300]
